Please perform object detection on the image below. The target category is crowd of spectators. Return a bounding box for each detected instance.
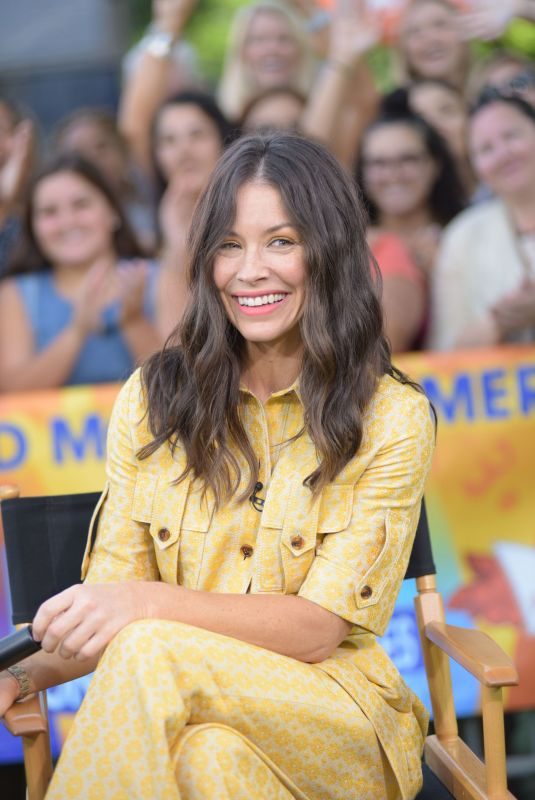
[1,0,535,391]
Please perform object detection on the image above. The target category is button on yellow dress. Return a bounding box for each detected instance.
[46,369,435,800]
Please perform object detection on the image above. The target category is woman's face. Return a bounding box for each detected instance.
[154,104,223,193]
[469,102,535,200]
[32,171,118,267]
[57,118,127,190]
[242,10,301,91]
[213,181,306,351]
[243,92,304,132]
[361,123,437,220]
[401,1,464,83]
[409,82,467,158]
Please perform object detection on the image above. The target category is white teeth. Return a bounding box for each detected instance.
[237,294,286,307]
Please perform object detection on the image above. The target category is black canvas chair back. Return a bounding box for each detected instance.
[2,492,101,624]
[1,491,435,626]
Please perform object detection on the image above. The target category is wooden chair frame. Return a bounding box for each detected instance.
[0,485,519,800]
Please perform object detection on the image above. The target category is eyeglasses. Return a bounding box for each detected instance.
[361,152,430,174]
[502,70,535,95]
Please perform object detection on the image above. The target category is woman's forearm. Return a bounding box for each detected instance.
[1,646,98,700]
[144,583,351,663]
[118,53,175,175]
[0,324,87,392]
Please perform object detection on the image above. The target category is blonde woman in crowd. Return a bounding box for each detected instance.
[217,1,316,122]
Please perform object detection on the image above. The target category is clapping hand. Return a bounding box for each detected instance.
[491,278,535,337]
[117,260,150,328]
[0,119,34,213]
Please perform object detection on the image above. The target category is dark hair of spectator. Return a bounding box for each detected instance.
[6,153,145,277]
[140,133,425,506]
[356,111,467,227]
[152,90,236,196]
[51,107,129,156]
[239,85,307,131]
[470,87,535,124]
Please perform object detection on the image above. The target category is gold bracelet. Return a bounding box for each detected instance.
[6,664,32,701]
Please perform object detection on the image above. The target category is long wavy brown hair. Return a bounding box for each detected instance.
[141,133,416,505]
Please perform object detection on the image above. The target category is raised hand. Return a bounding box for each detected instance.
[153,0,199,38]
[159,172,200,252]
[461,0,517,42]
[328,0,381,69]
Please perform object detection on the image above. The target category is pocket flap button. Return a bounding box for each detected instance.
[360,585,373,599]
[291,535,305,550]
[158,528,171,542]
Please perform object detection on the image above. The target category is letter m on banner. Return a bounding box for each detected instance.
[51,415,106,464]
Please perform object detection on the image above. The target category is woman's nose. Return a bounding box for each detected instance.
[236,246,269,283]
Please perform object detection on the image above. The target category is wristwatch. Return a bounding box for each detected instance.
[6,663,32,701]
[144,31,175,59]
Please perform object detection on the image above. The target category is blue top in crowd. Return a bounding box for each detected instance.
[14,261,158,386]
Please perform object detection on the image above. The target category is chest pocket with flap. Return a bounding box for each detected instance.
[262,479,353,594]
[132,472,189,584]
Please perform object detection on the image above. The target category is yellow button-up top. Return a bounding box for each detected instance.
[83,368,435,799]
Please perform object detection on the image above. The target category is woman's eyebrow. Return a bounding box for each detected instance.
[224,223,294,237]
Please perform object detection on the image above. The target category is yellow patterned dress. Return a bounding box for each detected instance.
[46,369,435,800]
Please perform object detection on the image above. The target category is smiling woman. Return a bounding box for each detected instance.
[0,153,163,392]
[0,134,435,800]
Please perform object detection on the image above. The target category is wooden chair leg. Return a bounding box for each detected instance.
[22,693,53,800]
[481,685,508,800]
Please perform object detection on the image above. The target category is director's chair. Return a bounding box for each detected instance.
[0,486,519,800]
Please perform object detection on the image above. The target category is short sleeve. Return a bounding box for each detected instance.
[298,386,435,635]
[82,369,159,584]
[371,232,423,287]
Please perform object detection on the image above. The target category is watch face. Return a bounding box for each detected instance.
[147,33,173,58]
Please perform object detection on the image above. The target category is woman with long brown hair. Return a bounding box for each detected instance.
[0,134,434,799]
[0,153,162,391]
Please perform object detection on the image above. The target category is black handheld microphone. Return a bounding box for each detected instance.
[0,626,41,672]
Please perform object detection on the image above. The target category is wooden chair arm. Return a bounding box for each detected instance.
[2,692,48,736]
[424,621,519,687]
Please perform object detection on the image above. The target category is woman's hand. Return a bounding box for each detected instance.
[0,670,21,718]
[328,0,381,70]
[0,119,34,214]
[153,0,199,39]
[32,582,150,662]
[159,174,199,253]
[491,279,535,336]
[71,259,115,337]
[117,260,149,328]
[462,0,518,41]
